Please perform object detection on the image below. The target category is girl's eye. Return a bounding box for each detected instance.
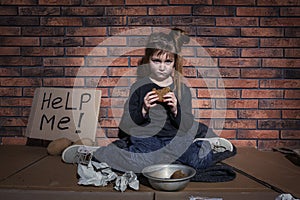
[165,60,173,64]
[152,59,161,64]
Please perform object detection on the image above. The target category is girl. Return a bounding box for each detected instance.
[62,28,234,174]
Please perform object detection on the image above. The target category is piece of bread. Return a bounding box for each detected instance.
[170,170,187,179]
[152,87,171,102]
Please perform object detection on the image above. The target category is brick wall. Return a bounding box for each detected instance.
[0,0,299,150]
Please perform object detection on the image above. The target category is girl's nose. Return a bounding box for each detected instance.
[159,63,166,71]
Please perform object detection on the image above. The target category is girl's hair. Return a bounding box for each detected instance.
[138,28,190,100]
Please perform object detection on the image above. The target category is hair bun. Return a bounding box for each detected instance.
[169,28,190,53]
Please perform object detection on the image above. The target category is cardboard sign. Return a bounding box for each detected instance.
[26,87,101,142]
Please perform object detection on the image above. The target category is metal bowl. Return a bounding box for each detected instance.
[142,164,196,191]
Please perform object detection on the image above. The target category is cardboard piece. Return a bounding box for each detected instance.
[25,87,101,142]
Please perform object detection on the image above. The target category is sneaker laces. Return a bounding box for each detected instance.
[211,140,227,153]
[74,146,94,165]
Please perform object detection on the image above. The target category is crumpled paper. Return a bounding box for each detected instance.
[77,161,117,187]
[114,171,139,192]
[77,161,139,192]
[275,194,299,200]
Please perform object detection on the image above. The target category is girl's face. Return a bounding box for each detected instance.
[149,52,175,81]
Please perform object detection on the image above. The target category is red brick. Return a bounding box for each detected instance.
[231,140,256,148]
[41,17,82,26]
[193,6,234,16]
[215,119,257,129]
[65,67,107,77]
[198,48,239,57]
[1,0,35,5]
[84,16,126,27]
[259,100,300,109]
[23,67,64,77]
[192,99,212,109]
[0,68,20,76]
[194,37,215,46]
[258,140,300,150]
[44,57,84,67]
[285,49,300,58]
[220,79,258,88]
[0,47,20,55]
[263,59,300,68]
[197,27,239,36]
[0,107,21,116]
[219,58,260,67]
[239,110,280,119]
[85,37,126,47]
[98,77,129,87]
[238,130,279,139]
[258,0,300,6]
[187,78,217,88]
[241,69,281,78]
[185,58,218,67]
[1,137,27,145]
[170,0,211,4]
[261,38,300,47]
[0,88,21,98]
[213,130,236,138]
[241,28,283,37]
[193,109,237,119]
[106,7,147,16]
[285,28,300,37]
[83,0,124,5]
[197,89,239,98]
[0,17,39,26]
[260,80,300,89]
[149,6,191,15]
[40,0,81,5]
[22,27,64,36]
[0,27,20,35]
[42,37,83,47]
[109,68,137,76]
[66,47,107,56]
[0,77,41,86]
[62,7,104,15]
[285,90,300,99]
[282,110,300,119]
[108,27,152,36]
[215,38,258,47]
[242,48,283,58]
[216,99,258,109]
[0,97,33,106]
[100,97,126,107]
[237,7,278,16]
[86,57,128,67]
[182,68,197,77]
[0,6,17,15]
[66,27,106,36]
[43,78,84,87]
[0,37,39,46]
[261,18,300,26]
[281,130,300,139]
[126,0,168,5]
[130,57,141,66]
[280,7,300,16]
[172,16,214,26]
[129,16,171,26]
[0,57,42,66]
[214,0,255,5]
[22,47,64,56]
[198,68,240,78]
[19,6,60,15]
[217,17,258,26]
[242,89,283,99]
[1,117,27,126]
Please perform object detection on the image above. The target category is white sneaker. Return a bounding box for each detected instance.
[61,145,99,165]
[193,137,233,153]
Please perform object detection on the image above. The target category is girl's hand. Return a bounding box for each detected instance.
[163,92,178,116]
[142,90,159,115]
